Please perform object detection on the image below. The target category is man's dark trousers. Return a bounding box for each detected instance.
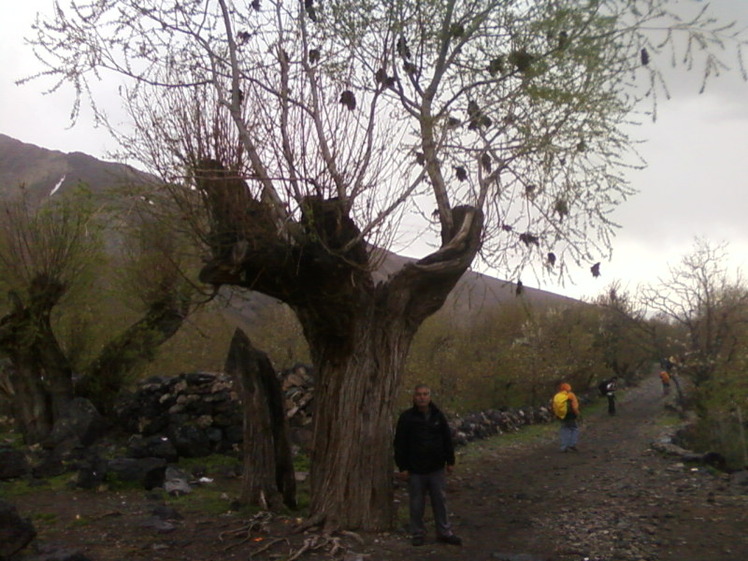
[408,468,451,538]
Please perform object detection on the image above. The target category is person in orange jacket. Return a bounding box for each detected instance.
[659,370,671,396]
[552,383,581,452]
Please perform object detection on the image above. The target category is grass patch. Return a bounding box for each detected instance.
[0,472,78,499]
[293,453,311,473]
[31,511,58,525]
[294,482,310,512]
[166,484,241,516]
[583,395,610,416]
[176,453,241,474]
[654,412,682,427]
[0,430,23,448]
[457,422,556,465]
[70,514,93,527]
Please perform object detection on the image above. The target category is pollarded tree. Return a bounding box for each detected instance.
[27,0,746,529]
[0,187,195,442]
[0,188,101,442]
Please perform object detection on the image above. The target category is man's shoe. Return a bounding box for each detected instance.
[411,536,425,546]
[437,534,462,546]
[568,446,579,452]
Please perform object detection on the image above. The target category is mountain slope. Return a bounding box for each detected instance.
[0,134,148,202]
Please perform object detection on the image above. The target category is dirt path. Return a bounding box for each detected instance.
[377,375,748,561]
[8,375,748,561]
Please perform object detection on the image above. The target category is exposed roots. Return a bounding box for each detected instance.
[340,530,364,545]
[285,533,347,561]
[249,537,289,558]
[218,511,365,560]
[293,512,326,533]
[219,510,273,551]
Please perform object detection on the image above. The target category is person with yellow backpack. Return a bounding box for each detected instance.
[552,382,581,452]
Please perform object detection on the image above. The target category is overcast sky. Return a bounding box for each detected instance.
[2,0,748,301]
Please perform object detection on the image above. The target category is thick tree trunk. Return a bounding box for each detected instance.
[298,207,484,530]
[76,294,190,415]
[225,328,296,510]
[6,360,54,443]
[0,284,75,444]
[304,317,413,530]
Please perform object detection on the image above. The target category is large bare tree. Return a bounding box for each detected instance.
[26,0,746,529]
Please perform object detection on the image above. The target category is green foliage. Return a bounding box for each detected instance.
[641,240,748,469]
[689,350,748,469]
[140,297,309,382]
[0,186,105,301]
[293,452,311,473]
[27,0,747,280]
[592,284,656,381]
[405,299,627,413]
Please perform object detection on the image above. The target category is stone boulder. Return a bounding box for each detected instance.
[0,499,36,559]
[107,457,167,490]
[113,372,243,459]
[0,446,29,480]
[127,434,179,463]
[44,398,106,450]
[24,543,94,561]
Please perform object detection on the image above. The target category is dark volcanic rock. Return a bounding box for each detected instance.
[0,446,29,480]
[0,499,36,559]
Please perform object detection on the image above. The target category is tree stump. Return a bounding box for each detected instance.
[224,328,296,509]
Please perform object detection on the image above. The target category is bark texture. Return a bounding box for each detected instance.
[76,292,191,415]
[225,328,296,510]
[196,161,484,530]
[0,277,74,443]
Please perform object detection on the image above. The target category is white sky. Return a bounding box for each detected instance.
[2,0,748,301]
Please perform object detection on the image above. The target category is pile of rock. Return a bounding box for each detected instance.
[114,372,244,459]
[450,406,554,446]
[113,366,318,460]
[281,364,315,426]
[112,367,558,456]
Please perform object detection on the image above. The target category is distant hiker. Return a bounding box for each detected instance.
[659,370,671,396]
[394,384,462,547]
[600,377,617,415]
[552,382,580,452]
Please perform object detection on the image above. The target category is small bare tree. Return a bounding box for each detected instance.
[640,239,748,387]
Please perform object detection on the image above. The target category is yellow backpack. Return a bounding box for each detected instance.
[552,391,569,419]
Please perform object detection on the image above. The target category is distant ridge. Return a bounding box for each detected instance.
[374,248,580,317]
[0,134,148,202]
[0,133,579,315]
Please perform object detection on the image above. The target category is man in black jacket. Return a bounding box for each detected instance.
[394,384,461,547]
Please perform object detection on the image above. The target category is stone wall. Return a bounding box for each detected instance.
[113,368,556,458]
[0,368,561,486]
[113,372,244,458]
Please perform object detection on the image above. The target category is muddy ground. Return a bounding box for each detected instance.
[6,375,748,561]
